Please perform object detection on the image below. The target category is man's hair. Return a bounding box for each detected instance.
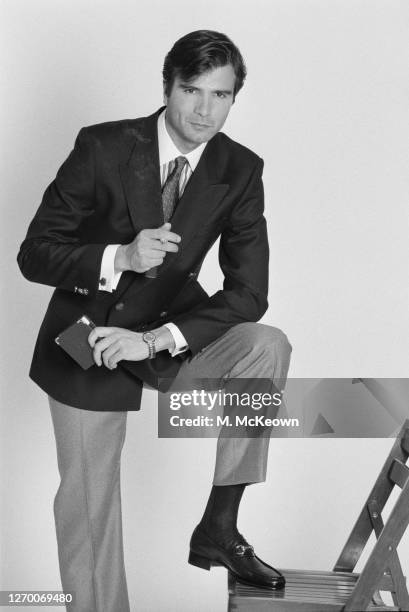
[163,30,247,100]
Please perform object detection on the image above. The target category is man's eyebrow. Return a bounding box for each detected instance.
[178,83,233,95]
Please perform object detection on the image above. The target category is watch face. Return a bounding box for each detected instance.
[143,331,156,342]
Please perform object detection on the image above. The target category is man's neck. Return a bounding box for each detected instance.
[164,113,201,154]
[158,109,207,171]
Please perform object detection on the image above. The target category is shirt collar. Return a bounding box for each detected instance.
[157,108,207,171]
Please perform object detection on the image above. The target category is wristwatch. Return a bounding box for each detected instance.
[142,331,157,359]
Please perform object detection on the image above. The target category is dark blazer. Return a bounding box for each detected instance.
[17,107,269,411]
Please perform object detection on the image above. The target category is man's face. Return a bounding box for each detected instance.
[163,64,236,153]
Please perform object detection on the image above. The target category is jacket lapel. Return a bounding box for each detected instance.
[170,135,229,238]
[158,135,229,274]
[118,109,164,233]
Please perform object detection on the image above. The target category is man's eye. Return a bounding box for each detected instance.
[184,88,195,94]
[216,92,226,98]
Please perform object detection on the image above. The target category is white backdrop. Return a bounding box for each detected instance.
[1,1,409,610]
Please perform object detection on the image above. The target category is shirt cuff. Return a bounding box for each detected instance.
[163,322,189,356]
[99,244,122,292]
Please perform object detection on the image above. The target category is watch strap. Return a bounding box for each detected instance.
[142,332,156,359]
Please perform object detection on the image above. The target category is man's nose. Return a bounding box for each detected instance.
[194,95,212,117]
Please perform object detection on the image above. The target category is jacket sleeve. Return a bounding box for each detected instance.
[173,157,269,356]
[17,127,107,296]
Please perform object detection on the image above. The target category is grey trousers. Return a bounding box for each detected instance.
[49,323,291,612]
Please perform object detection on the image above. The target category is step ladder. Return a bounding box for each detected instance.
[228,420,409,611]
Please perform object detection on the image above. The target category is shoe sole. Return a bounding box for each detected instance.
[188,551,285,590]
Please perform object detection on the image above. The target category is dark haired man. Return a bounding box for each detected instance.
[18,30,291,611]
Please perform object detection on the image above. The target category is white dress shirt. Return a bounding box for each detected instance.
[98,108,207,356]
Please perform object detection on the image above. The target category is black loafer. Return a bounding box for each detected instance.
[188,524,285,590]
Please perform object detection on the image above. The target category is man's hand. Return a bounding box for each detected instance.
[115,222,181,273]
[88,325,176,369]
[88,327,149,369]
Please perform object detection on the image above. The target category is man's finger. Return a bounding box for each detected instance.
[101,343,121,369]
[144,245,167,257]
[88,327,118,347]
[148,228,181,243]
[92,334,119,365]
[144,257,165,267]
[149,241,179,253]
[108,349,122,369]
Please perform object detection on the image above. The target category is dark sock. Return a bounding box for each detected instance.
[199,484,246,543]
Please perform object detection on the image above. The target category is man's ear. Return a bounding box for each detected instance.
[162,81,168,105]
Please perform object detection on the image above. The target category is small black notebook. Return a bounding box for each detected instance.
[55,315,96,370]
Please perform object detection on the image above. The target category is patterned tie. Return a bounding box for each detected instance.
[145,155,188,278]
[162,156,188,221]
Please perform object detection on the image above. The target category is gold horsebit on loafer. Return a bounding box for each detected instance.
[234,544,255,557]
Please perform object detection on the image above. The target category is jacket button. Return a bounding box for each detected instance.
[160,311,168,318]
[188,272,196,278]
[115,302,125,311]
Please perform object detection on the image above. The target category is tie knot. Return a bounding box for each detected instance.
[174,156,187,171]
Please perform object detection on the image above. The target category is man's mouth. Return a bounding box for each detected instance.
[190,121,212,128]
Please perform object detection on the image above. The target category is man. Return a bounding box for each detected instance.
[18,30,292,611]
